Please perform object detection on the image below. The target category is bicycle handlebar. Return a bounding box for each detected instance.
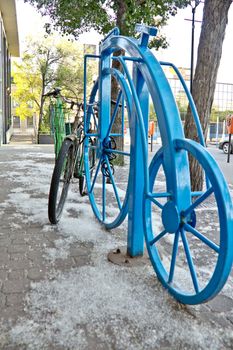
[43,88,61,98]
[43,88,83,110]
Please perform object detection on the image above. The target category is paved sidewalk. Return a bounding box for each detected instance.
[0,144,233,349]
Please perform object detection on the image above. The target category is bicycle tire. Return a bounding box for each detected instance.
[48,138,75,224]
[79,138,96,196]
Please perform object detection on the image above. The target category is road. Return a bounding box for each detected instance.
[207,144,233,186]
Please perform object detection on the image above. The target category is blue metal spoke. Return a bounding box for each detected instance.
[146,192,171,210]
[184,223,220,253]
[191,191,204,197]
[109,133,123,137]
[149,192,171,198]
[102,173,106,222]
[180,227,199,294]
[147,195,163,210]
[149,229,167,246]
[105,156,122,210]
[90,156,102,193]
[183,186,214,217]
[168,230,180,284]
[106,90,122,139]
[105,148,130,157]
[85,133,99,138]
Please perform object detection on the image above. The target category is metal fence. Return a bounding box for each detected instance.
[150,72,233,143]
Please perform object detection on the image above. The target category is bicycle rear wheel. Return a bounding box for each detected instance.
[48,139,75,224]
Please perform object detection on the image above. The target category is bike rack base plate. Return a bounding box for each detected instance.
[107,246,150,267]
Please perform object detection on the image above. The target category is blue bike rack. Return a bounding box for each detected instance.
[83,24,233,305]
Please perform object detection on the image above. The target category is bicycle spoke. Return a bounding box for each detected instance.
[104,156,122,210]
[90,156,102,193]
[180,227,199,294]
[168,230,180,284]
[183,186,214,217]
[184,223,220,253]
[149,229,167,246]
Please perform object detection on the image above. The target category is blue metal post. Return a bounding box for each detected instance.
[127,66,149,257]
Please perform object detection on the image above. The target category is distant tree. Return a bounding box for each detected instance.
[184,0,232,190]
[25,0,189,47]
[12,36,97,142]
[13,36,70,140]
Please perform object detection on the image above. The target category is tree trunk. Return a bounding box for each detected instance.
[184,0,232,190]
[110,0,128,165]
[37,88,44,143]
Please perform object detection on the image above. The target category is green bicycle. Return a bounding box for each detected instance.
[44,88,67,159]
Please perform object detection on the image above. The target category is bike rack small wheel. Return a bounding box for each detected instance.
[84,71,137,229]
[144,139,233,304]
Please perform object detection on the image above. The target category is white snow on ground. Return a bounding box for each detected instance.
[10,263,232,350]
[0,146,233,349]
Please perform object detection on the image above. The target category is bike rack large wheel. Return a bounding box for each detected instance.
[144,139,233,304]
[84,70,139,229]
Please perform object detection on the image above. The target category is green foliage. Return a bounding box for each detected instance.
[12,35,97,136]
[210,108,233,122]
[12,55,41,119]
[25,0,189,48]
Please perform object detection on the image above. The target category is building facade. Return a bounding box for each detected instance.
[0,0,19,144]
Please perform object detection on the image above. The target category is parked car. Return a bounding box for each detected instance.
[218,138,233,154]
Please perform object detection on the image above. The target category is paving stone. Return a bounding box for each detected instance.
[199,311,232,329]
[2,345,27,350]
[0,252,9,262]
[53,257,77,270]
[6,293,24,307]
[27,267,47,281]
[0,238,12,247]
[226,313,233,324]
[2,280,30,294]
[0,292,6,307]
[0,306,26,322]
[207,294,233,313]
[9,252,28,261]
[43,232,60,242]
[8,270,25,281]
[11,236,30,245]
[0,269,8,281]
[73,254,92,266]
[7,245,29,254]
[69,246,91,257]
[5,259,31,270]
[0,246,7,253]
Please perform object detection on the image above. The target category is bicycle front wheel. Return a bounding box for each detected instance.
[48,139,75,224]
